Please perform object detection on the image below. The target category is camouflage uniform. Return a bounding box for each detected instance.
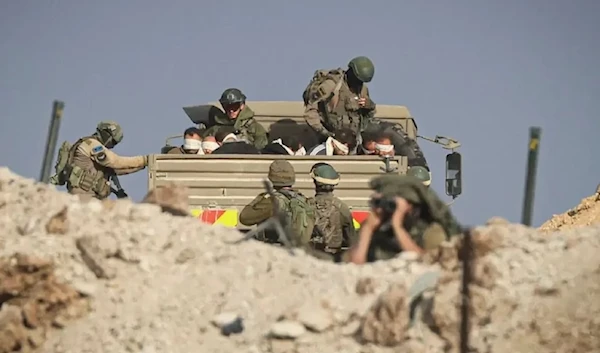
[239,160,315,247]
[303,56,429,169]
[351,175,463,262]
[50,121,148,200]
[308,163,357,255]
[205,88,268,149]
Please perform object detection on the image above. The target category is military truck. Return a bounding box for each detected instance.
[148,101,462,230]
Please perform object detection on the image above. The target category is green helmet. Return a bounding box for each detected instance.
[310,163,340,186]
[407,166,431,187]
[268,160,295,187]
[96,120,123,147]
[219,88,246,105]
[348,56,375,83]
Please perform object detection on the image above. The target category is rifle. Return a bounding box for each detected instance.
[230,180,295,255]
[109,174,129,199]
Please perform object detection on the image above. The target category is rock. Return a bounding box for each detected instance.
[75,236,116,279]
[355,277,376,295]
[341,320,360,336]
[71,280,97,297]
[296,304,332,332]
[175,248,196,264]
[141,184,190,216]
[360,283,409,346]
[45,206,69,234]
[269,321,306,339]
[211,312,240,329]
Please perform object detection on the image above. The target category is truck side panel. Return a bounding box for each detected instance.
[148,154,408,229]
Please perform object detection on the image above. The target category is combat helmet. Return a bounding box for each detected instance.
[219,88,247,106]
[268,160,296,187]
[407,166,431,187]
[348,56,375,83]
[310,163,340,186]
[96,121,123,148]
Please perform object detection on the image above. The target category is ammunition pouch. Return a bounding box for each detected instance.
[67,166,111,198]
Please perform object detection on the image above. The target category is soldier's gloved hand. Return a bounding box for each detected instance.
[143,155,149,166]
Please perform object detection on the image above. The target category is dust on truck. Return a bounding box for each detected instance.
[147,101,463,230]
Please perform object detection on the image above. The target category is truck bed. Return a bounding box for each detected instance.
[147,154,408,229]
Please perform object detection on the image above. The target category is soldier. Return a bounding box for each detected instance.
[167,127,204,154]
[344,174,462,264]
[50,121,148,200]
[308,163,357,255]
[205,88,269,150]
[406,166,431,187]
[239,160,316,247]
[302,56,428,168]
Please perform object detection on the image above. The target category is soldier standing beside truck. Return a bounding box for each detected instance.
[308,163,357,255]
[302,56,429,169]
[239,160,316,247]
[205,88,269,150]
[50,121,148,200]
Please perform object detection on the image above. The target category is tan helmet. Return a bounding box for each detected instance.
[268,160,295,187]
[96,120,123,147]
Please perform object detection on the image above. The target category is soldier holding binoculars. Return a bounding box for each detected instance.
[344,174,462,264]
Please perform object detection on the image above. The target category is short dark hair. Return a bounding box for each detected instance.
[333,128,357,150]
[215,126,237,142]
[361,128,381,145]
[280,134,302,151]
[184,127,202,137]
[375,131,394,144]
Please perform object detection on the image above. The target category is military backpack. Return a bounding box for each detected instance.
[277,189,316,247]
[302,68,346,105]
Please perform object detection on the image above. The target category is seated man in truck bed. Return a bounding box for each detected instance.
[167,127,204,154]
[307,127,356,156]
[261,134,306,155]
[204,88,268,150]
[211,127,261,154]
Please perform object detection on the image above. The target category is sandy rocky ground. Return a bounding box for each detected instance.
[0,166,599,353]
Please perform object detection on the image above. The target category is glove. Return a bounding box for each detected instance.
[143,155,149,166]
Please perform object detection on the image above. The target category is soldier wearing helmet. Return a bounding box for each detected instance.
[51,121,148,200]
[308,163,357,255]
[344,174,462,264]
[205,88,268,150]
[302,56,429,170]
[407,166,432,187]
[239,160,316,247]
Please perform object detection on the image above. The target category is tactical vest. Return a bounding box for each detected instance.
[65,137,112,198]
[325,80,372,134]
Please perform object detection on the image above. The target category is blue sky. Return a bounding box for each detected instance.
[1,0,599,227]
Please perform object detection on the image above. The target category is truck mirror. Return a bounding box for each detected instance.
[445,152,462,197]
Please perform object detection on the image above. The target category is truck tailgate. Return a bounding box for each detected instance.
[148,154,408,229]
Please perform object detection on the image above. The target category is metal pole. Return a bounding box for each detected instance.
[39,100,65,183]
[460,228,472,353]
[521,127,541,226]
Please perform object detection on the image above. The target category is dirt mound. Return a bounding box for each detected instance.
[1,166,599,353]
[0,254,89,353]
[539,195,600,231]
